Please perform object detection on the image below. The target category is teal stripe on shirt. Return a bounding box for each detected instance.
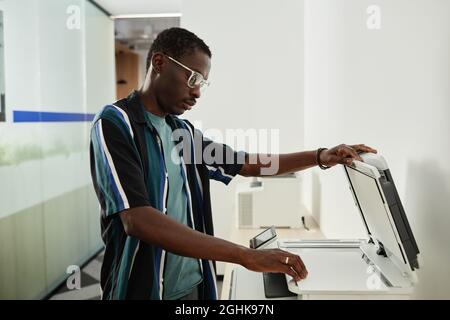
[144,110,203,300]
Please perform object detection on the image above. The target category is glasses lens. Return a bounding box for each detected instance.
[200,80,209,92]
[188,73,198,88]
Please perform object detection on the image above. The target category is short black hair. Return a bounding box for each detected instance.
[146,27,212,72]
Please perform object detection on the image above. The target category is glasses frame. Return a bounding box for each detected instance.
[165,54,210,90]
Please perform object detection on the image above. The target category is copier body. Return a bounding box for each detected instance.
[230,154,420,300]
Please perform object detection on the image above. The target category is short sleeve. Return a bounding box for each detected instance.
[201,136,248,185]
[90,117,150,217]
[180,120,247,185]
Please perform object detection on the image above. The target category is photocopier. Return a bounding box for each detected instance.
[230,153,420,300]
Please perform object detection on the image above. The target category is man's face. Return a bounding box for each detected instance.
[153,50,211,116]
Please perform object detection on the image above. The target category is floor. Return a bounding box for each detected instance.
[48,251,104,300]
[47,250,223,300]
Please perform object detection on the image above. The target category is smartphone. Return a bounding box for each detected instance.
[249,226,277,249]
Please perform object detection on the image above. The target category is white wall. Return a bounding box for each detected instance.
[181,0,305,274]
[303,0,450,299]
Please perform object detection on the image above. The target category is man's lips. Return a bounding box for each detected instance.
[181,100,196,110]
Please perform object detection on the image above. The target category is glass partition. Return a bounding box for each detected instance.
[0,11,5,122]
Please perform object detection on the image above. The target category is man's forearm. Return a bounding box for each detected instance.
[121,206,249,264]
[240,150,318,177]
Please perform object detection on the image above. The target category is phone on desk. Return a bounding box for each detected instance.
[249,226,277,249]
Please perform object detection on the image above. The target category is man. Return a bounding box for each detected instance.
[90,27,376,300]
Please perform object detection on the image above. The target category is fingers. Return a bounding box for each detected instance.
[281,253,308,281]
[332,144,362,165]
[340,145,363,162]
[283,265,301,281]
[291,254,308,279]
[350,144,378,154]
[321,143,378,167]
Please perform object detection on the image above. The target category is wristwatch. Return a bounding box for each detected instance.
[316,148,331,170]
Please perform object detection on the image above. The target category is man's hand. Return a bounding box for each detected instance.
[241,248,308,282]
[320,144,377,167]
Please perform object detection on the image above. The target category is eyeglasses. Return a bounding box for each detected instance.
[165,55,210,90]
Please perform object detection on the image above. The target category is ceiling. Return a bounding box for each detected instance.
[92,1,181,52]
[93,0,182,16]
[115,17,180,51]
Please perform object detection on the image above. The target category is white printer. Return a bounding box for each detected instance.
[236,174,304,228]
[230,153,420,300]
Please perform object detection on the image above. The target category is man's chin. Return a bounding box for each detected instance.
[170,106,187,116]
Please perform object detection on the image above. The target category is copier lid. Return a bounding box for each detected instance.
[343,153,420,271]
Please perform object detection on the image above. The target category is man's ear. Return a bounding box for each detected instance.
[151,52,165,74]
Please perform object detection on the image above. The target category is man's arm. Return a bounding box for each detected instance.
[120,207,308,281]
[239,144,377,177]
[92,116,307,282]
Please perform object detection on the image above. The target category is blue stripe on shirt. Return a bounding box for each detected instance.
[93,121,125,214]
[208,168,232,184]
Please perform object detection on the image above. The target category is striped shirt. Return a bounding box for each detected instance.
[89,90,246,300]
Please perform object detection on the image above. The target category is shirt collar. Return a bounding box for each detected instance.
[125,90,182,133]
[125,90,148,125]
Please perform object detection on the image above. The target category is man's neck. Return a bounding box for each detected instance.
[137,88,167,118]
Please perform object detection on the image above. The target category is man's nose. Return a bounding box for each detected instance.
[189,85,201,99]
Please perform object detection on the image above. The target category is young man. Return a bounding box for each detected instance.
[90,27,376,300]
